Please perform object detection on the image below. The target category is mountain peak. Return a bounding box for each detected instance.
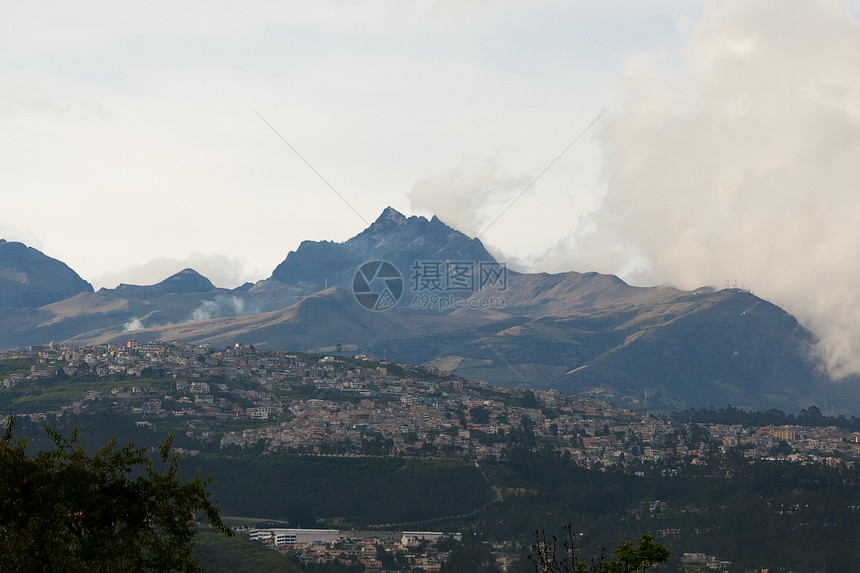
[171,268,204,278]
[269,207,497,286]
[373,206,408,226]
[429,214,453,228]
[155,268,216,294]
[0,239,93,307]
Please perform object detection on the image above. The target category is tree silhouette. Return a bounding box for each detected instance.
[530,525,670,573]
[0,416,231,572]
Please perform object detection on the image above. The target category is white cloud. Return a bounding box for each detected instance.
[0,223,45,251]
[0,1,702,288]
[578,0,860,376]
[408,160,530,238]
[93,254,248,289]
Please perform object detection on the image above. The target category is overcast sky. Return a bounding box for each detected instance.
[0,0,701,287]
[5,1,860,374]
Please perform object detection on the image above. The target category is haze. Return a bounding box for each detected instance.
[3,0,860,375]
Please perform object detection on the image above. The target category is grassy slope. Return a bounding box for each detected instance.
[0,357,35,378]
[0,374,177,413]
[195,529,304,573]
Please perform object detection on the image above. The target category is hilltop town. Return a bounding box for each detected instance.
[3,341,858,470]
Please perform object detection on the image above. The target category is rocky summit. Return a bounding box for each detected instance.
[269,207,497,289]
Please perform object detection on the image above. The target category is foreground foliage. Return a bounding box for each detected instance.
[0,416,231,572]
[8,412,860,571]
[530,526,670,573]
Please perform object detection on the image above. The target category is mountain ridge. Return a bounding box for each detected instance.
[269,206,497,290]
[0,208,847,414]
[115,268,217,295]
[0,239,93,308]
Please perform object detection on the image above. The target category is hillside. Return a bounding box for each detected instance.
[0,208,844,413]
[0,239,93,308]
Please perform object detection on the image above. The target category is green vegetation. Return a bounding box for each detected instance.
[441,532,503,572]
[5,410,860,571]
[195,528,303,573]
[185,455,494,526]
[0,416,231,572]
[470,428,507,446]
[0,357,35,379]
[217,417,285,432]
[0,372,177,413]
[477,447,860,572]
[674,404,860,431]
[530,527,670,573]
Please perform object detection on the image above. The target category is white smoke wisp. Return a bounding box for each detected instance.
[188,295,259,323]
[408,160,531,237]
[580,0,860,377]
[124,317,144,332]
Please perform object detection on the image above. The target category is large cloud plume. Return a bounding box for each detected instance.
[580,0,860,377]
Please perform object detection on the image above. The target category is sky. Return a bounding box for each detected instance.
[4,0,860,375]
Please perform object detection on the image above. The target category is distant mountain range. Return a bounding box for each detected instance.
[0,208,849,414]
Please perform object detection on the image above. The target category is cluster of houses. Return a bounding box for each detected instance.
[2,341,860,469]
[242,528,469,572]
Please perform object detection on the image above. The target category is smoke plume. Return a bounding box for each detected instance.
[188,295,261,322]
[408,160,531,238]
